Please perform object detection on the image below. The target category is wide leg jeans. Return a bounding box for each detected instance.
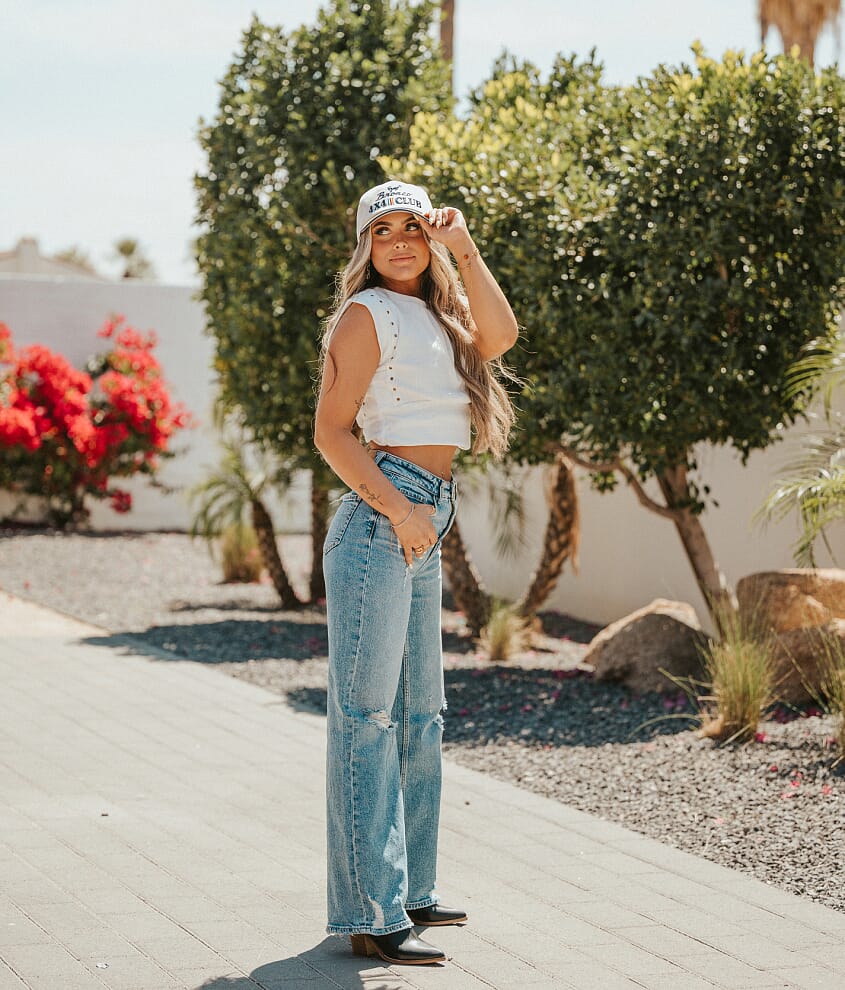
[324,451,458,936]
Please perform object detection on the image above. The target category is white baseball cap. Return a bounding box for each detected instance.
[355,180,433,240]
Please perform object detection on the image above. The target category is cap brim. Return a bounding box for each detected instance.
[357,206,431,239]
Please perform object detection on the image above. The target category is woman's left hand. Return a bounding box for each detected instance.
[424,206,473,256]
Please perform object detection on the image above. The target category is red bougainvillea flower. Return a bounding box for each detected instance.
[0,322,14,361]
[0,318,190,527]
[109,490,132,513]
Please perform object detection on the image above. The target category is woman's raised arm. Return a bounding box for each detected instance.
[425,207,519,362]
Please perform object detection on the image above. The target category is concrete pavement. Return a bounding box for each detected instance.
[2,590,845,990]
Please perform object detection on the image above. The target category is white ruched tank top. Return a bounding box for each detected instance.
[341,288,471,449]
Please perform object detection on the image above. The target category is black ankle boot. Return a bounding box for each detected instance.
[350,927,446,965]
[407,904,468,926]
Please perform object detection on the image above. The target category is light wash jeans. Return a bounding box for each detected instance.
[324,451,459,936]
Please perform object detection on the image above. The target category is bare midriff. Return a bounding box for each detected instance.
[367,442,458,482]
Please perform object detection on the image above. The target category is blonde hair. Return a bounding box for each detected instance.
[319,227,518,459]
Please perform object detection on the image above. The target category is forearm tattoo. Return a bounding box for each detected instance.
[358,482,384,505]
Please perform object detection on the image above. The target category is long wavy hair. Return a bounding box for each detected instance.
[318,227,518,459]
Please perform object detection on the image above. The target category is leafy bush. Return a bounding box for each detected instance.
[0,317,189,527]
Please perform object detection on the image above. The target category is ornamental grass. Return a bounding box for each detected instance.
[477,598,533,663]
[220,522,263,584]
[698,606,777,744]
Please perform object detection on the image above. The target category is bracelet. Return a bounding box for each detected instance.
[457,246,480,272]
[392,504,416,529]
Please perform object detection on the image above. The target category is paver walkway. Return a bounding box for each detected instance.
[2,590,845,990]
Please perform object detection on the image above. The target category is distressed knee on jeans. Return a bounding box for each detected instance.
[358,708,396,732]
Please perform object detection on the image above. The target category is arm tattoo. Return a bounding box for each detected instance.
[354,395,364,412]
[358,483,384,505]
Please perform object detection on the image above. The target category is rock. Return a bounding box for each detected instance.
[736,569,845,634]
[770,620,845,705]
[584,599,707,694]
[737,570,845,703]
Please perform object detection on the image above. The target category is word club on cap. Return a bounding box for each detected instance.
[369,184,423,216]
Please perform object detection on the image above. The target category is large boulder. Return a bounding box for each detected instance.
[584,599,707,694]
[736,569,845,633]
[737,570,845,704]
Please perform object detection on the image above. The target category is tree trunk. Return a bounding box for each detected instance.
[310,483,329,604]
[441,518,491,636]
[441,0,455,91]
[758,0,841,67]
[517,454,580,618]
[657,464,737,628]
[250,497,302,609]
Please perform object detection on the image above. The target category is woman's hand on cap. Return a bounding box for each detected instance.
[424,207,471,252]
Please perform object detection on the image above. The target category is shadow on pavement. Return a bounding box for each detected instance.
[82,619,329,664]
[191,938,428,988]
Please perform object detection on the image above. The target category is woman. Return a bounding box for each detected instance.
[314,179,519,966]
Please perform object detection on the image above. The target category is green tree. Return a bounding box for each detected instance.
[392,54,616,630]
[399,47,845,623]
[194,0,450,599]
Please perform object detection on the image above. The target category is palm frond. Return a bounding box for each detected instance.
[452,459,529,560]
[757,430,845,566]
[488,463,531,560]
[188,417,294,550]
[784,327,845,416]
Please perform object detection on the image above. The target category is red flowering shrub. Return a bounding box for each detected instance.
[0,316,190,528]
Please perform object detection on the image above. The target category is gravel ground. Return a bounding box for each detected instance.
[2,528,843,913]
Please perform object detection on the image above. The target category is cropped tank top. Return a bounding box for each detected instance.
[337,288,471,449]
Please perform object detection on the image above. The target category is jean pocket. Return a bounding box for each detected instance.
[324,495,362,556]
[387,480,435,506]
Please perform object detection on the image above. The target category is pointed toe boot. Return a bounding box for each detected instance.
[350,927,446,965]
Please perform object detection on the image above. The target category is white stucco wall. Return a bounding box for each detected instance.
[459,435,844,630]
[1,274,840,627]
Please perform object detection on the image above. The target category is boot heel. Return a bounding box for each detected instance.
[350,934,376,957]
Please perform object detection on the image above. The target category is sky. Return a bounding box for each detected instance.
[3,0,842,285]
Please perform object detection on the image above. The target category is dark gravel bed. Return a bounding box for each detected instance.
[2,528,843,913]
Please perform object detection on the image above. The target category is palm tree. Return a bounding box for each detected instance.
[190,432,303,609]
[441,0,455,60]
[442,456,580,636]
[758,0,841,65]
[441,521,492,636]
[112,237,156,279]
[517,453,580,618]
